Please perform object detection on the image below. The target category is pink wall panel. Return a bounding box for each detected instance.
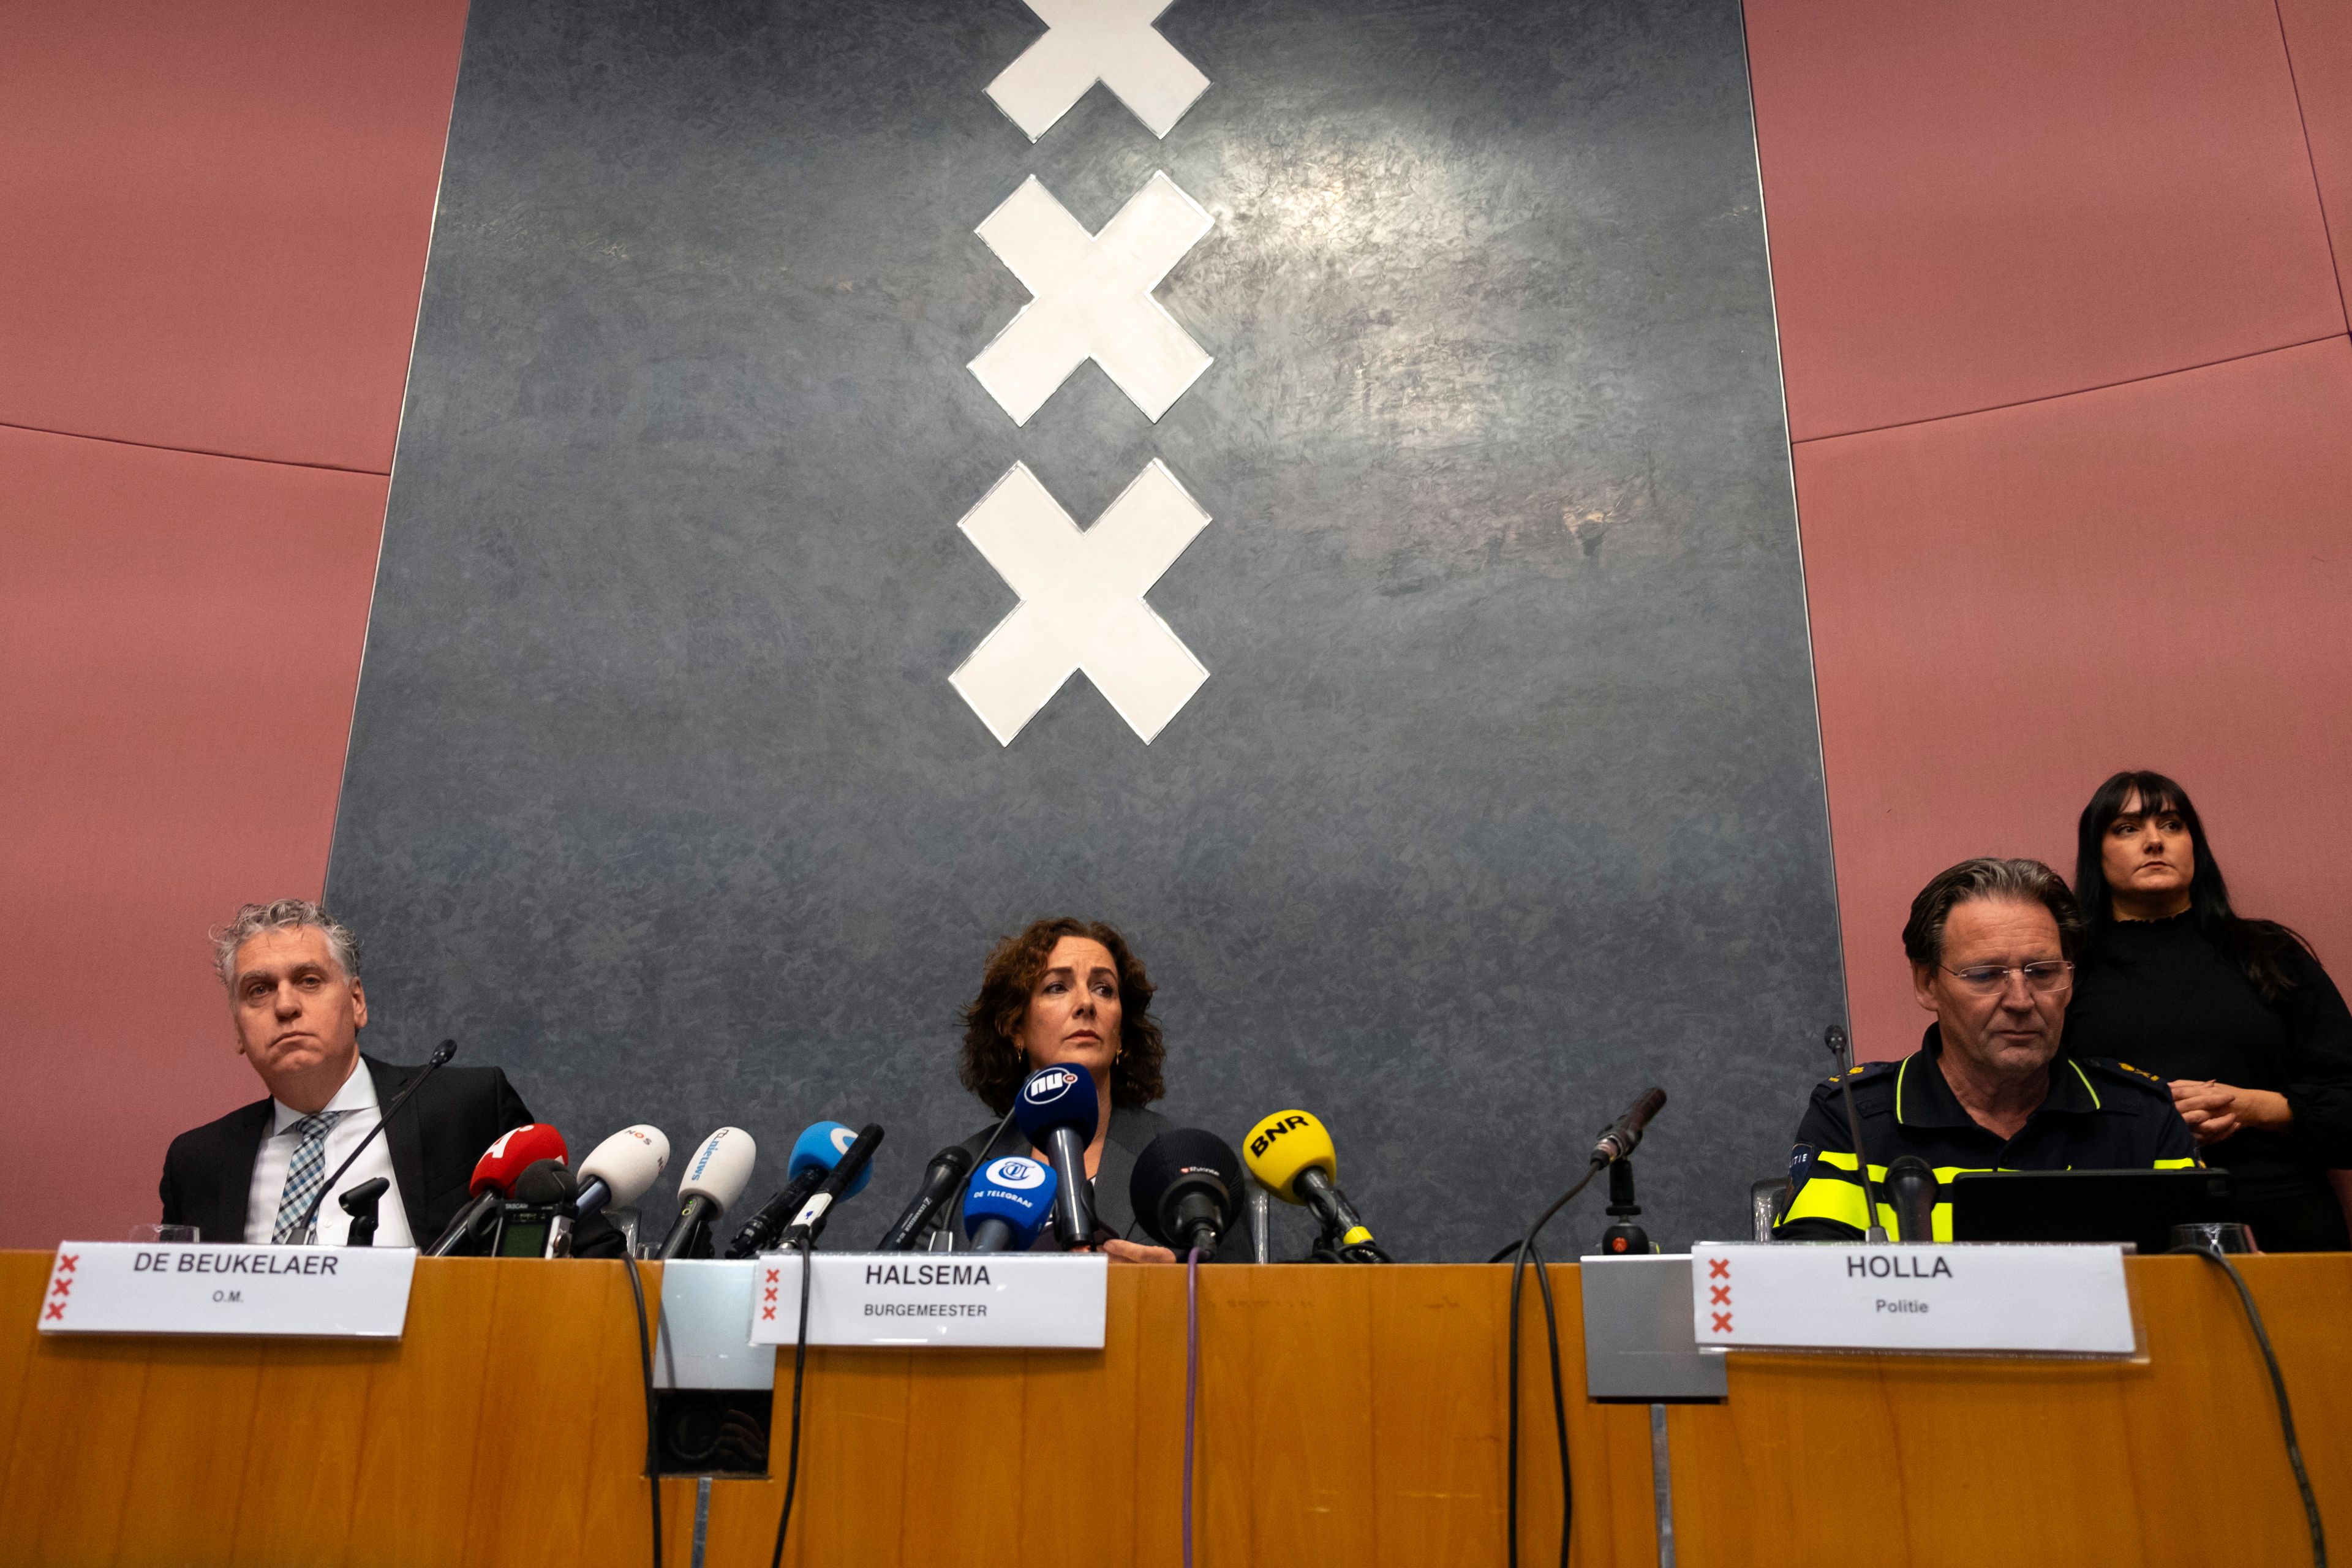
[1745,0,2345,442]
[2280,0,2352,314]
[0,0,470,473]
[0,428,388,1249]
[1795,339,2352,1059]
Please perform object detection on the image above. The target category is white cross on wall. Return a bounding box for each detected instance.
[950,461,1211,744]
[987,0,1210,141]
[969,172,1213,426]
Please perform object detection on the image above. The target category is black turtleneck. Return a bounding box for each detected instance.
[2065,910,2352,1242]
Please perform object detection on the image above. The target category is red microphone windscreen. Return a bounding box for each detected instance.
[469,1123,570,1196]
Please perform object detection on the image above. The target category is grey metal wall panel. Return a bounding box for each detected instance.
[328,0,1845,1258]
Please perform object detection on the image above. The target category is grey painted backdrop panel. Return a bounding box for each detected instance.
[328,0,1847,1258]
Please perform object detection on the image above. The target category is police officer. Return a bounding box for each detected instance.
[1777,858,2198,1242]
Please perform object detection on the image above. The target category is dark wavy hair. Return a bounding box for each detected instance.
[957,918,1167,1114]
[1902,858,2084,967]
[2073,769,2308,1000]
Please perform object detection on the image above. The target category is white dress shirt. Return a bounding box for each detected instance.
[243,1058,415,1247]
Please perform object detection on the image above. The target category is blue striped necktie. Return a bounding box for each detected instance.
[271,1110,353,1244]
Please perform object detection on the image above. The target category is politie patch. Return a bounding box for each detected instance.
[1788,1143,1815,1188]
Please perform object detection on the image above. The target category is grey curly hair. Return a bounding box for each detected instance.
[213,899,362,988]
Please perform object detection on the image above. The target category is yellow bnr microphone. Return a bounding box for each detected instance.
[1243,1109,1389,1262]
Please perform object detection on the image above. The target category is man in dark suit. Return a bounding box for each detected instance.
[160,899,538,1246]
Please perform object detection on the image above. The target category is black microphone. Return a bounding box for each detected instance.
[296,1038,457,1244]
[1130,1129,1242,1259]
[1591,1087,1667,1166]
[779,1124,884,1248]
[876,1145,976,1252]
[1887,1155,1938,1243]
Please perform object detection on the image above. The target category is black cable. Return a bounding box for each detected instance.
[767,1234,815,1568]
[2173,1242,2327,1567]
[1506,1163,1602,1568]
[622,1256,663,1568]
[1527,1238,1572,1568]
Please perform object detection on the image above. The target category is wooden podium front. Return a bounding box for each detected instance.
[0,1252,2344,1566]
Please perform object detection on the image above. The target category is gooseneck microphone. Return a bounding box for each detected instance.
[728,1122,866,1258]
[655,1127,757,1259]
[427,1122,570,1256]
[338,1177,390,1247]
[295,1038,457,1244]
[1243,1109,1390,1263]
[1014,1066,1100,1250]
[779,1123,883,1248]
[1887,1154,1938,1243]
[1130,1129,1243,1259]
[1591,1087,1668,1166]
[1826,1024,1889,1243]
[876,1145,976,1252]
[962,1156,1058,1252]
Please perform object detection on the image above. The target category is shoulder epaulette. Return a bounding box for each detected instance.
[2076,1056,2171,1094]
[1821,1059,1899,1090]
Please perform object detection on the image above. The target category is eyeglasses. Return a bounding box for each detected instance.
[1941,961,2074,995]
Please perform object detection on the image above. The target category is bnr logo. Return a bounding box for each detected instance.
[989,1158,1047,1189]
[1024,1068,1078,1104]
[830,1126,858,1155]
[1250,1114,1311,1160]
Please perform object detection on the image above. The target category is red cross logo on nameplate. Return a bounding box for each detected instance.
[1709,1284,1728,1306]
[1708,1257,1730,1279]
[43,1302,65,1321]
[1710,1311,1733,1333]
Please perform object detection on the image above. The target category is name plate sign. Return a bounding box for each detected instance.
[1690,1242,2135,1355]
[748,1253,1107,1348]
[37,1243,416,1339]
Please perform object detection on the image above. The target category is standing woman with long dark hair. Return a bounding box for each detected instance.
[2065,770,2352,1250]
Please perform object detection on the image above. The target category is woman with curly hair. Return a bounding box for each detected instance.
[949,916,1175,1261]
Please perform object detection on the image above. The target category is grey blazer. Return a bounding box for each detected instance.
[949,1104,1171,1247]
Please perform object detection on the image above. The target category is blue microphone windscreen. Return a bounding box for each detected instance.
[1012,1065,1099,1146]
[788,1121,873,1196]
[962,1155,1057,1247]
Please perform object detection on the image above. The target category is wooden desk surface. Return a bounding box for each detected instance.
[0,1251,2342,1567]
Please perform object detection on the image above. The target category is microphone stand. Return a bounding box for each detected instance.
[296,1039,458,1245]
[1825,1025,1888,1244]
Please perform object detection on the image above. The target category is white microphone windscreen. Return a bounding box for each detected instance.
[676,1126,757,1214]
[580,1125,670,1208]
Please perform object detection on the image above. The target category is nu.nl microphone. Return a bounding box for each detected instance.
[1014,1066,1099,1250]
[1245,1109,1389,1263]
[1887,1154,1938,1243]
[963,1155,1058,1253]
[428,1121,568,1256]
[1591,1087,1668,1166]
[655,1127,756,1260]
[726,1121,858,1259]
[1131,1129,1243,1259]
[780,1123,884,1248]
[876,1144,977,1252]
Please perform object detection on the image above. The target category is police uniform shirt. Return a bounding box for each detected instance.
[1774,1025,2199,1242]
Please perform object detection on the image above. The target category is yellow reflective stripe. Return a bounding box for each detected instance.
[2070,1060,2101,1109]
[1782,1169,1870,1229]
[1896,1055,1910,1121]
[1815,1150,1860,1171]
[2154,1156,2199,1169]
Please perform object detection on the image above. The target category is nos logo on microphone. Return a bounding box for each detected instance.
[1023,1068,1079,1104]
[830,1126,858,1156]
[987,1158,1047,1189]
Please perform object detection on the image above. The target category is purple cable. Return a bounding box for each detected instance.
[1184,1245,1202,1568]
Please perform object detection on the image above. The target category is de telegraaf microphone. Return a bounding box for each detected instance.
[963,1155,1058,1253]
[1014,1066,1099,1250]
[296,1038,457,1245]
[656,1127,756,1260]
[427,1121,568,1256]
[778,1123,884,1248]
[727,1121,869,1258]
[875,1144,976,1253]
[1131,1129,1243,1260]
[1591,1087,1668,1166]
[1245,1109,1390,1263]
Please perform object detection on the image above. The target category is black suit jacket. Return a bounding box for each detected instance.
[159,1054,534,1245]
